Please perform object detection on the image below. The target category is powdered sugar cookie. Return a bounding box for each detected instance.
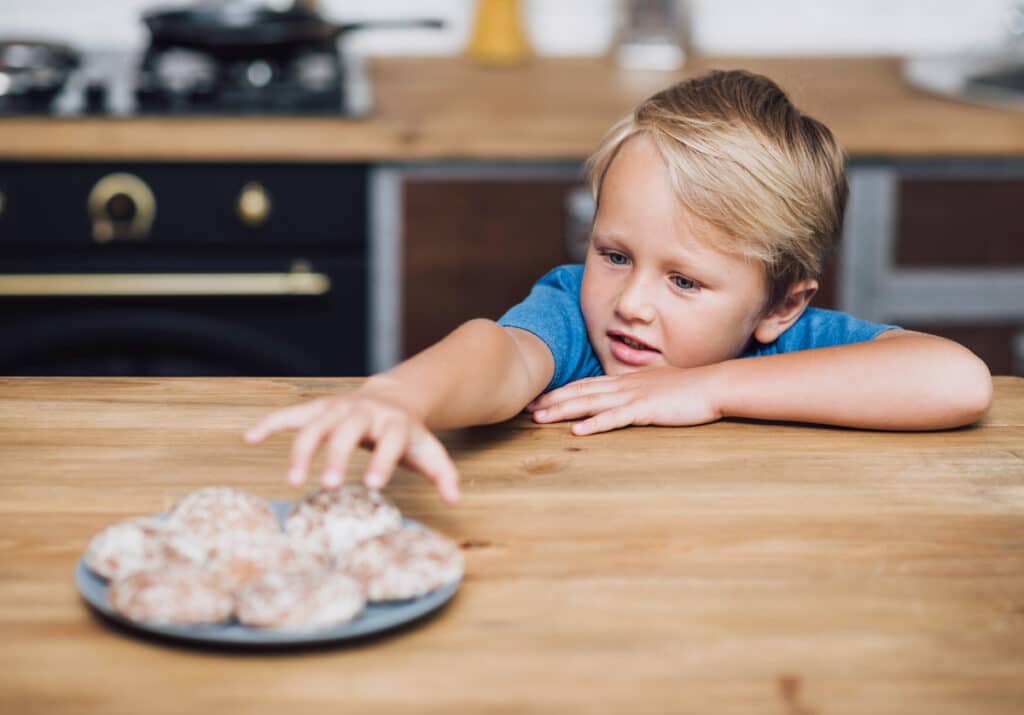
[236,566,365,630]
[284,486,402,559]
[108,566,233,625]
[342,524,464,602]
[84,517,208,581]
[169,487,280,542]
[205,532,330,592]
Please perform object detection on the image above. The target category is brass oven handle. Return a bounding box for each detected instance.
[0,262,330,297]
[88,172,157,243]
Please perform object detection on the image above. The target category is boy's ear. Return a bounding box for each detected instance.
[753,279,818,344]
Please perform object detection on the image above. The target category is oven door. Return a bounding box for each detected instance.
[0,255,365,376]
[0,161,368,377]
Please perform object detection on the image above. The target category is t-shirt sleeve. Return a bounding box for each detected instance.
[496,264,602,391]
[747,307,901,357]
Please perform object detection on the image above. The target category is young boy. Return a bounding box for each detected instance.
[245,70,993,505]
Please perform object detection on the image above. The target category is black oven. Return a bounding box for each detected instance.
[0,161,368,376]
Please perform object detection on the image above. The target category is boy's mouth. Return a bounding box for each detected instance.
[608,331,659,352]
[607,330,660,367]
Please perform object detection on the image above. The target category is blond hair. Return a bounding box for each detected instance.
[585,70,848,311]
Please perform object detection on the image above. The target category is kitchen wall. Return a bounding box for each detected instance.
[0,0,1013,57]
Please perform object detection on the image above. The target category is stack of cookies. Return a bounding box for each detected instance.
[84,485,463,630]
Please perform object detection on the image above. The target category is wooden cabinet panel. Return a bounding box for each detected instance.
[897,179,1024,267]
[402,179,578,357]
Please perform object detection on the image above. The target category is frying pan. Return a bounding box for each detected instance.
[143,4,444,56]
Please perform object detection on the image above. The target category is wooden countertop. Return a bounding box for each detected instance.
[1,56,1023,162]
[1,376,1023,713]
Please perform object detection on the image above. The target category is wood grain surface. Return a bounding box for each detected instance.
[1,56,1022,161]
[1,376,1022,714]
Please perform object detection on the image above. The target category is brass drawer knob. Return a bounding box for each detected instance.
[237,181,272,228]
[87,173,156,243]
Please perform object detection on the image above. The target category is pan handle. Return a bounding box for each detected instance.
[335,19,445,34]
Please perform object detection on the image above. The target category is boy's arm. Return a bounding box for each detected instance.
[364,319,554,430]
[245,319,554,500]
[714,330,993,430]
[530,330,993,433]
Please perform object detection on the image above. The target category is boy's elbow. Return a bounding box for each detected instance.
[948,352,993,427]
[963,371,993,426]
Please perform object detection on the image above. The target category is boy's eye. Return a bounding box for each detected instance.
[672,275,698,291]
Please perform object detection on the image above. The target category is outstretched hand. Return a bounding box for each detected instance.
[244,387,461,505]
[526,366,724,435]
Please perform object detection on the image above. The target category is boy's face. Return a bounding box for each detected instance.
[580,134,772,376]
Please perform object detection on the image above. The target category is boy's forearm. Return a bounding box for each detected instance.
[361,319,538,431]
[713,333,993,430]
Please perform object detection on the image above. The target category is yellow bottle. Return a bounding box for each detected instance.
[467,0,530,65]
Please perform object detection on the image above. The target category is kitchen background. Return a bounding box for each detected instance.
[0,0,1016,56]
[1,1,1022,378]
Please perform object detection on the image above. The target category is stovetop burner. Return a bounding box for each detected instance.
[134,39,352,113]
[3,45,372,117]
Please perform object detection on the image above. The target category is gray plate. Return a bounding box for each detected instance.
[76,501,461,646]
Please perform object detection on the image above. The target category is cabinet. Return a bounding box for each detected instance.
[368,164,581,370]
[895,176,1024,376]
[841,166,1024,376]
[402,176,579,357]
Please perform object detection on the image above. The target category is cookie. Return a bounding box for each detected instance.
[85,517,208,581]
[341,524,464,602]
[284,486,402,559]
[169,486,280,542]
[108,566,233,626]
[235,566,366,630]
[205,532,330,592]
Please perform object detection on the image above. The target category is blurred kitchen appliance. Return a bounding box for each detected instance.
[903,0,1024,111]
[137,2,440,114]
[0,162,368,376]
[615,0,689,70]
[0,40,80,112]
[0,2,442,116]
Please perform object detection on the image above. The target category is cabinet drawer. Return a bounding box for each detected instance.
[0,162,367,247]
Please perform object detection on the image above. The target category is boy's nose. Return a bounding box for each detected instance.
[615,278,657,323]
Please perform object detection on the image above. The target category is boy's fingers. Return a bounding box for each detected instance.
[245,399,330,443]
[403,429,461,504]
[530,379,620,412]
[319,412,373,488]
[534,391,628,423]
[363,423,408,490]
[288,409,351,486]
[572,406,635,436]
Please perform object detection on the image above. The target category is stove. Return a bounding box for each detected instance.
[0,27,378,377]
[3,44,372,117]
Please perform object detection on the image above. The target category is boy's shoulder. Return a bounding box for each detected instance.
[498,263,601,391]
[535,263,584,290]
[747,307,900,357]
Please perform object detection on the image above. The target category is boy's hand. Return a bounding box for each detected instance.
[526,366,723,435]
[243,387,460,504]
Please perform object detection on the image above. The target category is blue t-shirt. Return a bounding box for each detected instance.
[497,264,901,392]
